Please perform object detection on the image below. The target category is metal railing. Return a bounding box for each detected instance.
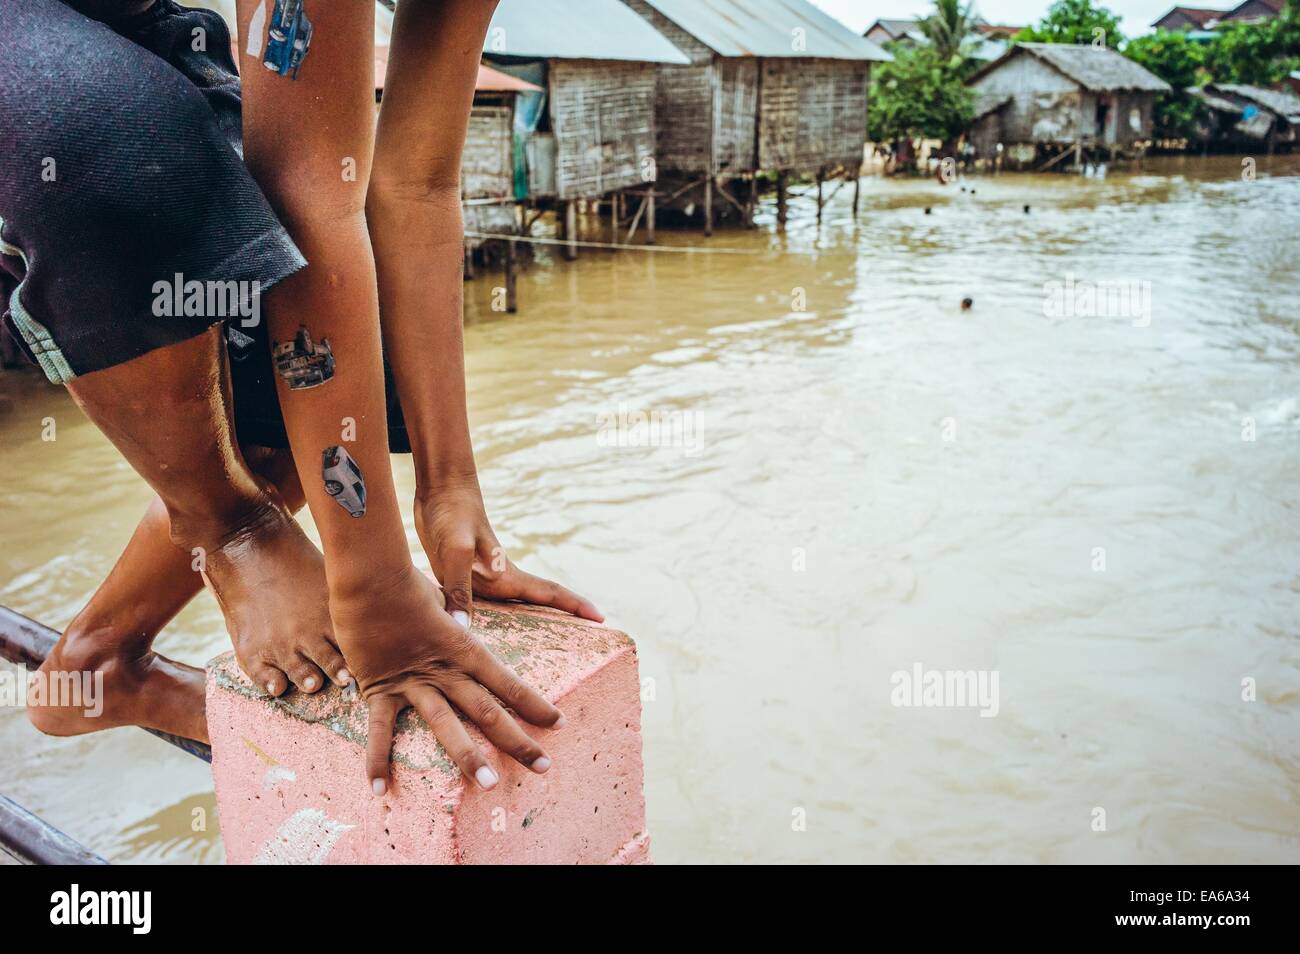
[0,607,211,864]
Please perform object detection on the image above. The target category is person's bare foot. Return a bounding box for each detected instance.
[26,628,208,743]
[200,507,350,697]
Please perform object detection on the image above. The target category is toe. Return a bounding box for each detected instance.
[250,663,288,698]
[306,643,351,688]
[287,656,328,694]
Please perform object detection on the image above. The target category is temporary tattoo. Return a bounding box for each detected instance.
[322,445,366,518]
[226,324,256,362]
[274,325,335,389]
[263,0,313,80]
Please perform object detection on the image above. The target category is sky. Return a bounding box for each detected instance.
[808,0,1193,40]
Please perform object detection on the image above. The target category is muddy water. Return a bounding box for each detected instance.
[1,154,1298,864]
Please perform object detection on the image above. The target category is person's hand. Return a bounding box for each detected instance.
[414,478,603,627]
[329,564,563,795]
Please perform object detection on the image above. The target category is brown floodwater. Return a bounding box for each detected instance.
[1,154,1298,864]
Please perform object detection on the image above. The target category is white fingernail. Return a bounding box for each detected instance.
[452,610,470,630]
[266,681,277,695]
[372,778,386,796]
[475,765,498,789]
[531,757,551,774]
[337,669,351,685]
[303,676,317,690]
[554,716,567,729]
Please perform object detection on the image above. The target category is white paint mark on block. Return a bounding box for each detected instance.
[254,808,354,865]
[262,766,297,791]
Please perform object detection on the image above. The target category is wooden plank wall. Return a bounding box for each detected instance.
[549,60,658,199]
[462,104,514,200]
[758,58,870,173]
[715,58,759,175]
[654,62,714,173]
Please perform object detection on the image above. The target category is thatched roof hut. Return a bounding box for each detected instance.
[967,43,1171,160]
[1190,83,1300,149]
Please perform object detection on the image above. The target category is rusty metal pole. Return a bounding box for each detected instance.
[0,606,212,762]
[0,795,108,865]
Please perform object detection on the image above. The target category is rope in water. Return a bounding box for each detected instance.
[464,231,765,255]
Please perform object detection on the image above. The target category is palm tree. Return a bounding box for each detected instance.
[918,0,979,65]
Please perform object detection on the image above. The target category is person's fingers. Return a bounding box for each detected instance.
[439,541,475,630]
[408,685,498,790]
[286,656,328,694]
[305,641,351,687]
[444,679,551,774]
[466,644,563,728]
[365,695,402,796]
[505,567,604,622]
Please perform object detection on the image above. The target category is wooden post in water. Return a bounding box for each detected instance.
[776,170,788,225]
[563,200,578,261]
[463,241,475,280]
[646,189,656,245]
[816,169,825,223]
[703,176,713,236]
[851,174,860,219]
[503,238,518,314]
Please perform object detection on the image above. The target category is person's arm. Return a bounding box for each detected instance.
[234,0,559,794]
[366,0,601,627]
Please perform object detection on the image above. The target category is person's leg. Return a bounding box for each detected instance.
[30,331,346,742]
[3,1,346,741]
[27,442,342,742]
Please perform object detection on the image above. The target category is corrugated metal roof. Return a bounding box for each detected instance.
[634,0,892,61]
[485,0,689,63]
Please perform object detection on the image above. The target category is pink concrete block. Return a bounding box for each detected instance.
[206,603,649,864]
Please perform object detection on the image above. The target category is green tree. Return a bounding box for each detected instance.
[1014,0,1124,48]
[868,44,974,156]
[1124,30,1208,138]
[918,0,980,63]
[1202,2,1300,85]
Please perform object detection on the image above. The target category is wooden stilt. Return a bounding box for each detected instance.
[851,175,860,218]
[816,169,824,223]
[646,189,656,245]
[704,177,714,236]
[504,238,518,314]
[744,176,756,228]
[564,200,577,261]
[463,241,475,279]
[776,170,788,225]
[609,192,619,251]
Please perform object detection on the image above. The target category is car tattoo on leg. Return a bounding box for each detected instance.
[322,445,366,518]
[274,325,335,389]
